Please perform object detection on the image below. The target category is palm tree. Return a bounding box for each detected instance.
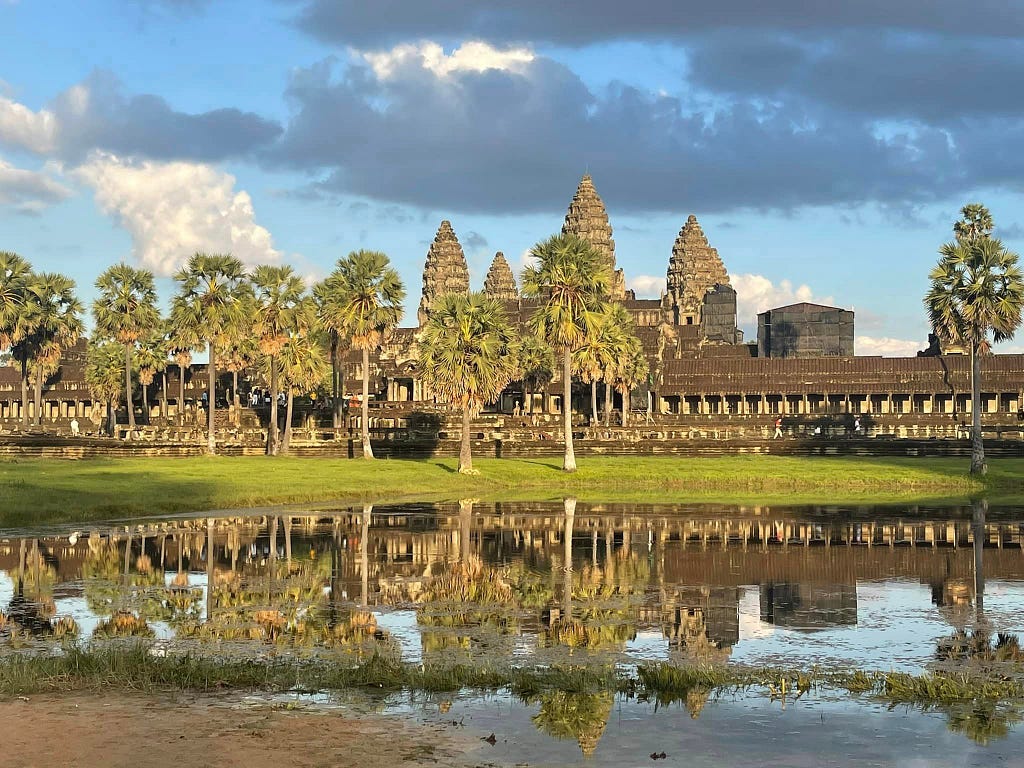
[85,339,124,436]
[135,328,169,423]
[21,273,83,428]
[574,304,628,425]
[0,252,31,353]
[317,250,405,459]
[313,277,351,430]
[925,221,1024,474]
[253,265,306,455]
[418,292,515,473]
[93,264,160,434]
[522,234,609,472]
[220,309,257,426]
[278,300,329,455]
[170,254,248,454]
[609,335,649,428]
[954,203,994,245]
[515,334,555,416]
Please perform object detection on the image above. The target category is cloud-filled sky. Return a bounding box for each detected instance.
[3,0,1024,354]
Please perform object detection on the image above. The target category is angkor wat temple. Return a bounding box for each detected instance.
[1,174,1023,445]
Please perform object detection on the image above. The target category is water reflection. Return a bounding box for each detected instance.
[0,500,1021,671]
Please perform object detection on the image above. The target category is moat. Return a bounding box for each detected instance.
[4,500,1024,765]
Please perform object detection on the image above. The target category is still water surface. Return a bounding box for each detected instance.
[3,500,1024,764]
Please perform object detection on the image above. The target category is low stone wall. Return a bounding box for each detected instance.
[2,434,1022,460]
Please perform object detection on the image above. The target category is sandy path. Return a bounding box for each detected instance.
[0,693,484,768]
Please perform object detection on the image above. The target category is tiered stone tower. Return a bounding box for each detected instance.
[482,251,518,300]
[561,174,626,299]
[663,215,730,326]
[418,220,470,326]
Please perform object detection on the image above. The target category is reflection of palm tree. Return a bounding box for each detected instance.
[947,701,1023,745]
[361,504,371,609]
[529,690,614,757]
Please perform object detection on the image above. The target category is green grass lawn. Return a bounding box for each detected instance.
[3,454,1023,526]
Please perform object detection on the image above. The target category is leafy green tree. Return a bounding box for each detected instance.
[85,339,124,435]
[317,250,405,459]
[522,234,609,471]
[169,254,248,454]
[418,292,516,473]
[925,205,1024,474]
[93,264,160,433]
[514,334,555,416]
[253,265,306,455]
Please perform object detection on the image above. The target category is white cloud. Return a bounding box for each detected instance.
[856,336,923,357]
[361,41,535,80]
[74,152,279,276]
[0,95,56,154]
[730,273,835,330]
[0,156,71,214]
[628,274,666,298]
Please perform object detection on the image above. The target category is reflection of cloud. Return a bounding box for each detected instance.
[738,587,774,641]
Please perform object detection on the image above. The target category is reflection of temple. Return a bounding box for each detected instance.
[759,583,857,630]
[0,503,1018,650]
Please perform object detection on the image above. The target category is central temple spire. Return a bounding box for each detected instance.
[418,220,469,327]
[664,214,730,325]
[561,174,626,299]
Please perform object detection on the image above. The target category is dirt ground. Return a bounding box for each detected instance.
[0,692,485,768]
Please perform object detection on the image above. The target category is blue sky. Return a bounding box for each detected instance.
[3,0,1024,354]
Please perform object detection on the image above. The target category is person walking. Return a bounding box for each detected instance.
[773,417,783,439]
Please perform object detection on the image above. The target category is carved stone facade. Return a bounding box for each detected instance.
[418,220,470,327]
[483,251,518,300]
[663,215,730,327]
[561,174,626,299]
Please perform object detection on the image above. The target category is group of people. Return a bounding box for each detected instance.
[773,416,864,439]
[248,388,285,408]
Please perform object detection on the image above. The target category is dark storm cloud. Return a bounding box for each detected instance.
[687,32,1024,122]
[266,53,971,215]
[50,71,282,162]
[291,0,1024,47]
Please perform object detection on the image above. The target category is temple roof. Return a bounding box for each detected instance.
[482,251,518,300]
[561,174,625,299]
[418,219,469,327]
[665,214,729,316]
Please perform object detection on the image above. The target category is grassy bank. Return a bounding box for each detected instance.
[2,454,1023,526]
[0,643,1021,713]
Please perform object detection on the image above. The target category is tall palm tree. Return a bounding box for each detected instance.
[318,250,405,459]
[135,327,169,423]
[85,339,124,436]
[278,300,328,455]
[574,304,628,425]
[21,273,83,428]
[313,277,350,430]
[253,265,306,455]
[418,292,516,473]
[609,335,649,428]
[515,334,555,416]
[954,203,994,245]
[522,234,609,472]
[925,233,1024,474]
[0,252,31,353]
[170,254,248,454]
[220,307,257,426]
[93,264,160,434]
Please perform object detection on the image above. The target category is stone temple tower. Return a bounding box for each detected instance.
[561,174,626,299]
[483,251,518,300]
[418,220,470,327]
[664,215,730,327]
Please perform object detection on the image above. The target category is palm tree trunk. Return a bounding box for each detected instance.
[142,382,149,425]
[459,405,473,473]
[232,370,239,426]
[604,382,611,427]
[106,401,115,436]
[972,498,987,612]
[622,387,629,427]
[282,390,294,455]
[562,348,576,472]
[178,364,186,428]
[207,342,216,455]
[268,355,279,456]
[331,334,342,429]
[161,370,168,421]
[20,355,28,428]
[970,340,986,475]
[361,346,373,459]
[33,365,42,427]
[591,379,598,425]
[124,343,136,433]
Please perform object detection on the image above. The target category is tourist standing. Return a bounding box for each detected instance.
[773,417,783,439]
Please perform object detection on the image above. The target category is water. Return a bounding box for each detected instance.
[3,499,1024,762]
